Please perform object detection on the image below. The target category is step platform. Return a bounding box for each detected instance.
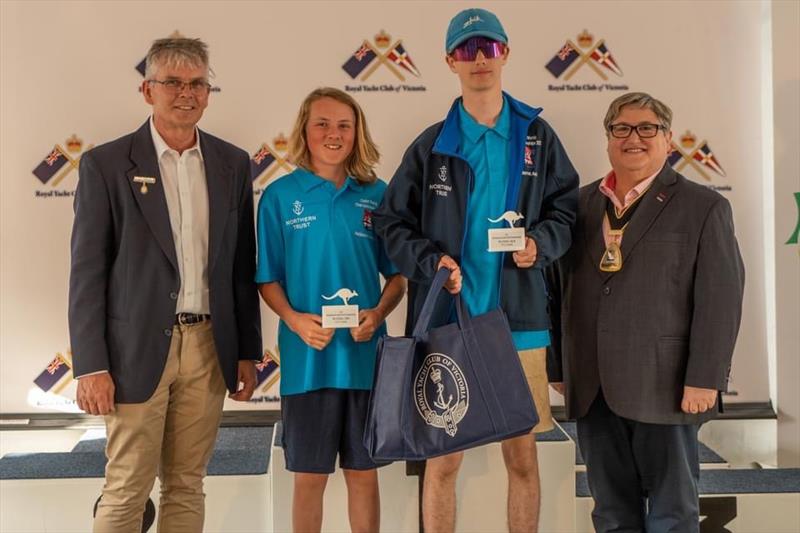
[575,469,800,532]
[270,420,576,532]
[558,421,728,470]
[0,427,273,532]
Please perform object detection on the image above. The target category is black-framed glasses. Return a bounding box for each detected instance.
[608,123,665,139]
[147,79,219,95]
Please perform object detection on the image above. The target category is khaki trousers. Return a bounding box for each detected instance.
[94,321,227,533]
[518,347,555,433]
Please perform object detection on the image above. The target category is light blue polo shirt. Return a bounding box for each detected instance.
[255,168,398,395]
[459,98,550,350]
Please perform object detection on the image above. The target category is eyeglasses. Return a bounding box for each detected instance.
[450,37,506,62]
[147,79,218,95]
[608,123,666,139]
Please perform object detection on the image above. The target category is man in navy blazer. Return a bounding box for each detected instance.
[68,37,261,532]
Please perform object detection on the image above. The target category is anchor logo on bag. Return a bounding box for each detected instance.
[414,353,469,437]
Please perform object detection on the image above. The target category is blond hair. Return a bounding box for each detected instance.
[288,87,380,184]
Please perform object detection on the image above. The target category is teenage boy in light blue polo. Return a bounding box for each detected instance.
[257,87,405,533]
[373,8,579,532]
[257,167,398,393]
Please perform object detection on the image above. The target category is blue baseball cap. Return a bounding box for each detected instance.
[445,8,508,54]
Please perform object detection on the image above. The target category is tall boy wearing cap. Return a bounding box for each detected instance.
[373,8,579,532]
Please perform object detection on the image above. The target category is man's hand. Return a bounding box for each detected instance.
[512,237,537,268]
[550,382,565,395]
[351,308,383,343]
[681,385,718,414]
[76,373,115,415]
[287,312,334,351]
[437,255,462,294]
[229,360,257,401]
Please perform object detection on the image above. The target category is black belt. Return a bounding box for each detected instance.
[176,313,211,326]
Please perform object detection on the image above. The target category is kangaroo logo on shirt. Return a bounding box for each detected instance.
[415,353,469,437]
[292,200,304,216]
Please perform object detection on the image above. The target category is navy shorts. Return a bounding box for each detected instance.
[281,388,388,474]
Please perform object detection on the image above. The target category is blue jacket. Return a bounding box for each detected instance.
[373,93,579,333]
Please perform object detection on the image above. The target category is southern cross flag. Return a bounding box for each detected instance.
[250,145,276,181]
[32,146,69,184]
[667,144,684,168]
[545,42,580,78]
[33,354,71,393]
[387,43,420,77]
[342,41,377,79]
[693,142,726,176]
[590,42,623,76]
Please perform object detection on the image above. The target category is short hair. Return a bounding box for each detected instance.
[288,87,380,184]
[144,37,209,79]
[603,92,673,132]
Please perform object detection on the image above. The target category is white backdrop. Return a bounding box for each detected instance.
[0,0,772,413]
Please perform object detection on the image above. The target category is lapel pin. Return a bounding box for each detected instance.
[133,176,156,194]
[656,192,667,203]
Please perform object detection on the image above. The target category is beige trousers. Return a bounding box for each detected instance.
[518,347,555,433]
[93,321,227,533]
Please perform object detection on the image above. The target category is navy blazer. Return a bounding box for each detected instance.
[68,121,262,403]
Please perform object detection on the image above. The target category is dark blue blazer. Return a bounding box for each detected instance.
[68,121,262,403]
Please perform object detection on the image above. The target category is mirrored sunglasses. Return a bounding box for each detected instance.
[450,37,506,62]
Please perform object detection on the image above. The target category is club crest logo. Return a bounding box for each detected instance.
[33,350,73,395]
[292,200,304,216]
[250,133,294,188]
[414,353,469,437]
[342,30,426,94]
[546,30,629,92]
[362,209,373,230]
[255,347,280,393]
[524,146,534,167]
[343,30,420,81]
[668,130,729,189]
[32,134,93,189]
[438,165,448,182]
[546,29,623,80]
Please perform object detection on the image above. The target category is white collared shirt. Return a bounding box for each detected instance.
[149,117,210,314]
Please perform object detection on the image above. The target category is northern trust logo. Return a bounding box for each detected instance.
[429,166,452,198]
[342,30,426,94]
[546,30,629,93]
[414,352,469,437]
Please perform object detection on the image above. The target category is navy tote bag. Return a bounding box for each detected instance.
[364,268,538,461]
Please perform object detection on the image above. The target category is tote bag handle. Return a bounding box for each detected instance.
[411,268,457,338]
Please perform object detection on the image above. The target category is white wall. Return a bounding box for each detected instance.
[771,0,800,467]
[0,1,779,415]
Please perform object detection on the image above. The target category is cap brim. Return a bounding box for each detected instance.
[447,31,508,53]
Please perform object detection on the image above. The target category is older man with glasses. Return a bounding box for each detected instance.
[548,92,745,532]
[374,8,579,532]
[69,37,261,532]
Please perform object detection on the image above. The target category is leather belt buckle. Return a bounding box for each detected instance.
[176,313,210,326]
